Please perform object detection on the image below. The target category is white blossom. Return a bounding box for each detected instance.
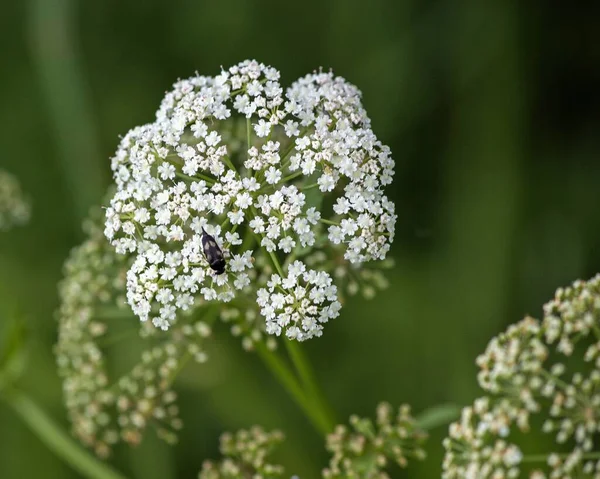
[323,403,427,478]
[104,60,396,335]
[56,210,212,457]
[256,261,341,341]
[199,427,285,478]
[443,275,600,478]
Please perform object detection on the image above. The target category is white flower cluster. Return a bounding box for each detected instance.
[443,397,524,479]
[199,427,285,479]
[288,73,396,262]
[443,276,600,479]
[257,261,341,341]
[56,210,214,457]
[323,403,427,479]
[251,185,321,253]
[0,169,30,230]
[104,60,396,336]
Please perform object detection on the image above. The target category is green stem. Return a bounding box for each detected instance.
[268,251,285,277]
[592,324,600,341]
[415,404,460,431]
[248,210,336,435]
[4,388,126,479]
[246,117,251,151]
[539,369,589,406]
[254,342,330,436]
[165,159,215,185]
[281,171,303,183]
[284,339,336,432]
[320,218,339,226]
[176,171,212,184]
[282,242,303,269]
[223,155,239,176]
[240,227,256,251]
[164,351,192,389]
[280,128,309,169]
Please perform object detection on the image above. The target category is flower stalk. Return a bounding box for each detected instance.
[254,341,331,436]
[3,388,126,479]
[284,339,336,432]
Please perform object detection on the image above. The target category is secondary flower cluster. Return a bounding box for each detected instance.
[103,60,396,338]
[442,275,600,478]
[257,261,341,341]
[323,403,427,478]
[56,210,215,457]
[0,169,30,230]
[198,406,427,479]
[198,427,285,479]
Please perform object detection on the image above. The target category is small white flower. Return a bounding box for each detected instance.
[158,163,176,180]
[284,120,300,137]
[254,119,271,137]
[235,192,253,209]
[265,166,282,185]
[278,236,295,253]
[205,131,221,147]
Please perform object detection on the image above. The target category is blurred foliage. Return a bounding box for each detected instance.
[1,0,599,477]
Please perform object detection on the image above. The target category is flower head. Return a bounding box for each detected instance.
[323,403,427,479]
[56,207,214,457]
[257,261,341,341]
[443,275,600,478]
[104,60,396,338]
[199,427,285,479]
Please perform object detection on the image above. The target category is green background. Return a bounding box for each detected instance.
[1,0,599,477]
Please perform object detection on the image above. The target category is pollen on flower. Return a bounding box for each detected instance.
[104,60,396,336]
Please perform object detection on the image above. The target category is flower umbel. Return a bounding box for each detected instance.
[56,208,215,457]
[198,427,285,479]
[257,261,341,341]
[323,403,428,479]
[443,275,600,478]
[103,60,396,338]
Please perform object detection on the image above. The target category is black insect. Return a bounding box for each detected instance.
[201,227,226,275]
